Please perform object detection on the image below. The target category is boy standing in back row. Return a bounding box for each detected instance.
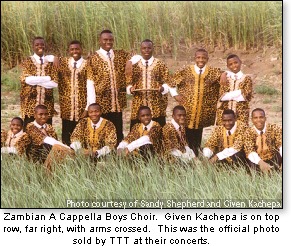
[216,54,253,125]
[58,40,88,145]
[20,36,58,130]
[169,48,224,156]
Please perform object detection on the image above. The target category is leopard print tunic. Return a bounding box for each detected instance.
[20,56,58,118]
[26,122,58,163]
[87,50,131,114]
[216,75,253,125]
[204,120,248,162]
[58,57,88,121]
[162,122,188,155]
[2,130,31,156]
[126,59,170,120]
[70,118,117,152]
[171,65,222,129]
[124,121,162,153]
[244,123,282,161]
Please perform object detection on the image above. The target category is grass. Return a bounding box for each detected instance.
[1,1,282,68]
[1,153,282,208]
[255,85,279,95]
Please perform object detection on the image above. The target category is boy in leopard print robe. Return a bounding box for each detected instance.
[70,103,117,159]
[216,54,253,125]
[203,109,248,165]
[169,48,223,156]
[117,106,162,158]
[162,106,196,163]
[58,40,88,145]
[1,117,30,156]
[20,37,58,130]
[244,108,282,173]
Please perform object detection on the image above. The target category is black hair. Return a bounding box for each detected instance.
[222,109,235,117]
[100,29,113,36]
[195,48,208,56]
[11,117,24,126]
[88,103,102,110]
[138,106,151,115]
[227,54,241,61]
[173,105,186,114]
[141,39,153,45]
[33,36,44,44]
[34,104,48,112]
[69,40,82,47]
[252,108,265,117]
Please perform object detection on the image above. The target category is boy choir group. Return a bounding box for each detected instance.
[1,30,282,174]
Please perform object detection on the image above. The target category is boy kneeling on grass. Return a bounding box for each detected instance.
[70,103,117,161]
[162,105,196,163]
[26,105,72,169]
[203,109,248,166]
[1,117,31,157]
[117,106,162,159]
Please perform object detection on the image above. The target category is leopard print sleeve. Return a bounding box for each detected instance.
[170,65,188,87]
[124,123,140,143]
[204,127,221,152]
[243,128,257,157]
[1,129,7,147]
[271,124,282,150]
[14,133,31,156]
[70,119,87,145]
[240,75,253,101]
[232,122,247,151]
[104,120,117,149]
[26,123,46,145]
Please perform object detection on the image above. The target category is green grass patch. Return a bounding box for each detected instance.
[255,85,279,95]
[1,154,282,208]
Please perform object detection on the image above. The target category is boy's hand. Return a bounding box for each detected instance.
[174,95,185,105]
[53,56,60,68]
[209,155,218,164]
[258,160,273,173]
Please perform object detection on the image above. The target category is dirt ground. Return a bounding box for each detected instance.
[1,46,282,139]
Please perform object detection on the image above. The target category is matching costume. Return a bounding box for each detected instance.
[203,120,248,164]
[126,56,170,128]
[216,71,253,125]
[70,117,117,157]
[58,56,88,144]
[20,54,58,127]
[1,130,31,156]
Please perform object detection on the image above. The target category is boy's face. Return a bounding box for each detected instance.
[88,105,102,124]
[252,111,266,131]
[10,119,23,135]
[69,44,82,61]
[173,109,186,126]
[140,42,153,60]
[33,39,45,57]
[194,51,209,68]
[222,114,236,130]
[138,109,152,126]
[34,108,49,126]
[227,57,242,74]
[99,33,114,52]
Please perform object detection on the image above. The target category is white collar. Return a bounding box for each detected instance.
[226,71,244,80]
[99,48,113,58]
[194,64,206,74]
[33,53,45,64]
[70,57,84,68]
[91,117,103,129]
[33,121,47,129]
[253,123,266,134]
[142,120,153,130]
[141,56,154,66]
[171,119,181,131]
[226,122,237,136]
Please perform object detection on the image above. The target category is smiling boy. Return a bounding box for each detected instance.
[58,40,88,145]
[70,103,117,159]
[203,109,248,165]
[117,106,162,157]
